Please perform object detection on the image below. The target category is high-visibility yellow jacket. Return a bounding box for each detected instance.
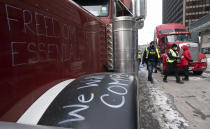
[138,53,142,59]
[145,47,160,59]
[167,49,179,63]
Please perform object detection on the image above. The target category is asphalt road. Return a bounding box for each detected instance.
[150,70,210,129]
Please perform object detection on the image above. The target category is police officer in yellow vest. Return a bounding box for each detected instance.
[163,44,184,84]
[143,41,160,83]
[138,50,142,66]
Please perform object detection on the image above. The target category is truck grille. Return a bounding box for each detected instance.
[189,46,199,61]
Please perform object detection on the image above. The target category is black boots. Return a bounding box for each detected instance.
[176,80,184,84]
[163,78,167,82]
[163,78,184,84]
[148,79,154,84]
[182,77,189,81]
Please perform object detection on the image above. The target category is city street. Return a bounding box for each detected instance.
[153,71,210,129]
[138,63,210,129]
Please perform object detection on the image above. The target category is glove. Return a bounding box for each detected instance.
[181,56,184,59]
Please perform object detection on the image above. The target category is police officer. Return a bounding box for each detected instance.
[138,50,142,66]
[163,44,184,84]
[143,41,160,83]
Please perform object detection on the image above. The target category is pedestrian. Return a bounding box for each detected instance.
[153,43,159,73]
[153,65,158,73]
[154,57,158,73]
[181,45,192,81]
[163,44,184,84]
[143,41,160,83]
[138,50,142,66]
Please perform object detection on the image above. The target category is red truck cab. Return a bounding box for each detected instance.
[0,0,141,129]
[154,23,207,75]
[74,0,133,71]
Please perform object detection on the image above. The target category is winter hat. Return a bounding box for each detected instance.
[171,44,177,48]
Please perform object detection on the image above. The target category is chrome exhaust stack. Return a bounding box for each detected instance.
[113,16,137,75]
[112,0,146,75]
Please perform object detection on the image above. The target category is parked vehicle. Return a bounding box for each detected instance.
[0,0,146,129]
[154,23,207,75]
[75,0,146,72]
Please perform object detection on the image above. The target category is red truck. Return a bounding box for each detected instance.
[0,0,146,129]
[154,23,207,75]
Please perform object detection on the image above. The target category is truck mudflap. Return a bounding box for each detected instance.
[37,73,137,129]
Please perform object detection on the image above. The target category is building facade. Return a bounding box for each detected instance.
[162,0,183,24]
[189,14,210,57]
[163,0,210,29]
[184,0,210,29]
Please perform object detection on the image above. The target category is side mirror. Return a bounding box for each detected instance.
[198,32,201,44]
[161,37,166,44]
[161,37,167,53]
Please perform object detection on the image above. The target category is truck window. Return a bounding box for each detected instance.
[166,34,192,42]
[175,29,186,32]
[73,0,109,17]
[83,4,109,17]
[159,29,173,34]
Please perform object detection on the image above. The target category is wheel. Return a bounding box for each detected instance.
[193,71,203,75]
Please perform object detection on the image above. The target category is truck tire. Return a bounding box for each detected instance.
[193,71,203,75]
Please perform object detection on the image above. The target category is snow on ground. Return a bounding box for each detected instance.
[190,76,205,80]
[203,57,210,77]
[202,72,210,78]
[206,57,210,71]
[208,58,210,63]
[150,86,188,129]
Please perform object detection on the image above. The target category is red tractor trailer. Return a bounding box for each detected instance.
[75,0,146,72]
[0,0,146,129]
[154,23,207,75]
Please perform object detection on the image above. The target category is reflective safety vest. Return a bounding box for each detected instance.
[146,47,160,59]
[138,53,141,59]
[167,49,179,63]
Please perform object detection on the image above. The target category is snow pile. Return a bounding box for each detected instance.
[150,87,188,129]
[190,76,204,80]
[202,72,210,78]
[207,58,210,63]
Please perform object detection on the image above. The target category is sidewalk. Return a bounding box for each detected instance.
[137,69,188,129]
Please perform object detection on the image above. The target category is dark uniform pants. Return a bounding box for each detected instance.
[183,65,189,79]
[147,61,156,81]
[138,58,141,65]
[164,62,180,82]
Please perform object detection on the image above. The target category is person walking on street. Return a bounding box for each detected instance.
[163,44,184,84]
[138,50,142,66]
[181,45,192,81]
[154,59,158,73]
[143,41,160,83]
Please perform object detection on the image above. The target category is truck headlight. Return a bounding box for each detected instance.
[201,58,207,63]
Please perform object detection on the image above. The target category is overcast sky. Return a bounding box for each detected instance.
[138,0,162,45]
